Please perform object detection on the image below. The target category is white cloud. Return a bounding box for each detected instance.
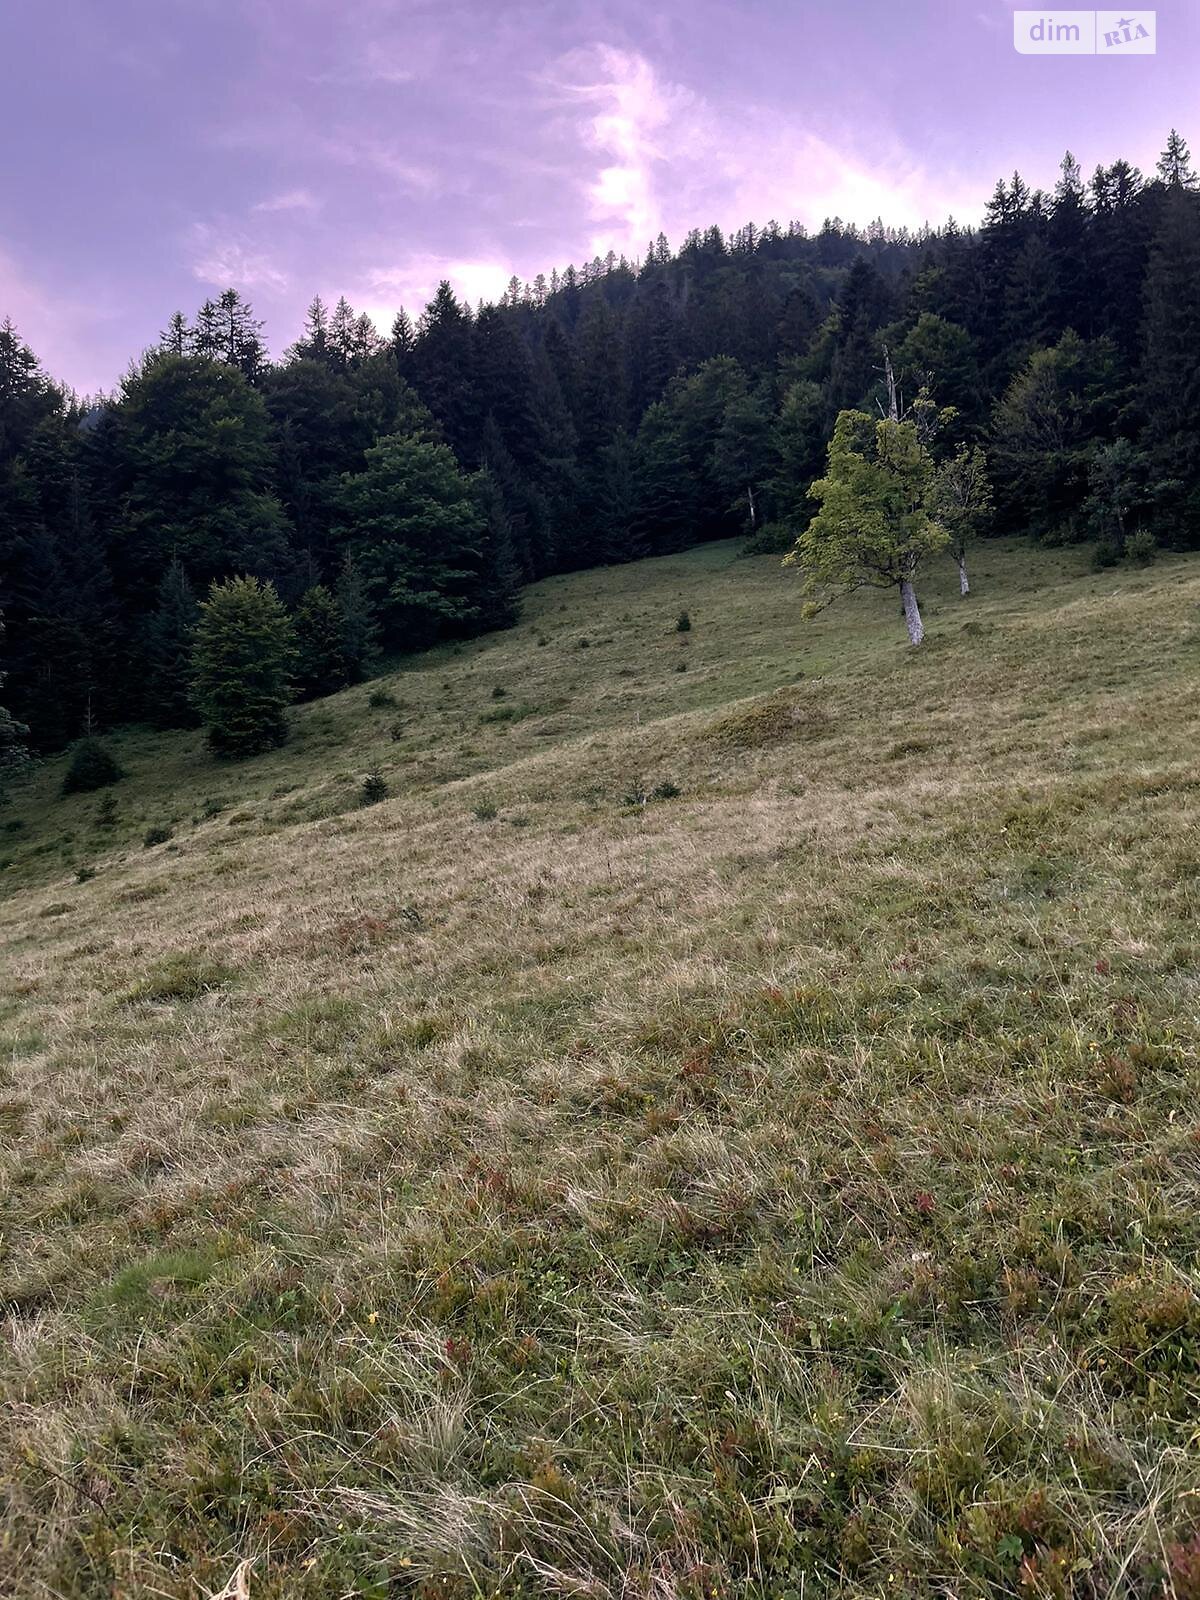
[359,254,514,324]
[546,45,700,255]
[252,188,321,213]
[190,225,290,293]
[545,44,984,259]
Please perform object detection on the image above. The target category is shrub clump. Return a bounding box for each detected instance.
[62,738,124,796]
[740,520,794,556]
[359,766,389,806]
[1127,528,1157,565]
[124,954,236,1005]
[708,688,830,749]
[675,610,692,633]
[143,824,174,848]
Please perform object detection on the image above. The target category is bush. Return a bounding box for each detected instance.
[1091,537,1121,570]
[359,766,388,806]
[143,824,174,848]
[1127,528,1157,565]
[740,520,794,556]
[94,794,119,828]
[675,610,691,632]
[623,779,682,807]
[367,688,397,710]
[473,800,498,822]
[75,866,96,884]
[62,738,124,796]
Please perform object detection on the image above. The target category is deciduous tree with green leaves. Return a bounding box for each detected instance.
[928,443,993,595]
[786,410,946,646]
[190,576,297,758]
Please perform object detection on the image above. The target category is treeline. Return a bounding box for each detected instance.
[1,131,1198,755]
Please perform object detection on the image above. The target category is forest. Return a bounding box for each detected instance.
[1,130,1198,762]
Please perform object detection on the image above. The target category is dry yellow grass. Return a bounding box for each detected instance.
[2,538,1200,1597]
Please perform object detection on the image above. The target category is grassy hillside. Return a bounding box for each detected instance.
[4,538,1200,1599]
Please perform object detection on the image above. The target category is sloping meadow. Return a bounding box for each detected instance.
[3,541,1200,1597]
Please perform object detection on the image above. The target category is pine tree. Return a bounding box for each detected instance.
[190,576,297,757]
[144,558,201,727]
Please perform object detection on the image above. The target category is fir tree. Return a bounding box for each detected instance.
[1140,184,1200,536]
[0,615,28,783]
[335,432,487,648]
[473,467,522,632]
[190,576,297,758]
[335,552,379,683]
[293,584,349,698]
[61,736,124,795]
[144,558,201,727]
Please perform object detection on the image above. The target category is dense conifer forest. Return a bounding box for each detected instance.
[2,132,1198,757]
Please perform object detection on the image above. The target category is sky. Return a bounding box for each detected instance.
[2,0,1196,394]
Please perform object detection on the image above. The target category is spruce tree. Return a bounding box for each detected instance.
[335,552,379,682]
[335,432,487,648]
[293,584,349,698]
[1140,184,1200,538]
[62,737,124,795]
[159,312,193,357]
[0,615,28,784]
[1156,129,1197,190]
[411,282,478,460]
[144,558,201,727]
[190,576,297,758]
[473,467,522,632]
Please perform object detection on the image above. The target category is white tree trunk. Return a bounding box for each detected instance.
[957,555,970,597]
[746,484,757,529]
[900,579,924,645]
[882,344,900,422]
